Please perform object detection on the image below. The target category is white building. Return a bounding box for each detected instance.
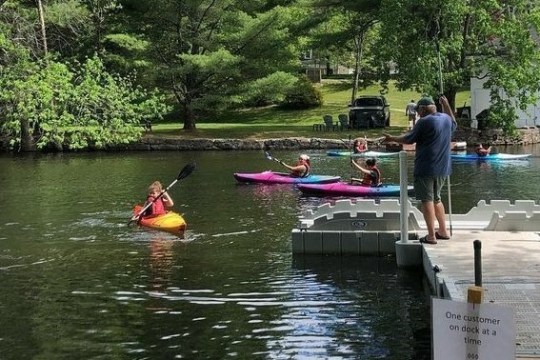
[470,76,540,129]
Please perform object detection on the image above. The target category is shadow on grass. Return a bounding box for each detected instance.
[150,124,405,140]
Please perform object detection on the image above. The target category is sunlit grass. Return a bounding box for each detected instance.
[151,80,470,139]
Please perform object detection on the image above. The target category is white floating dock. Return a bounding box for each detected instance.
[290,198,540,357]
[291,199,540,255]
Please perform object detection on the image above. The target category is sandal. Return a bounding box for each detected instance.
[435,232,450,240]
[419,235,437,245]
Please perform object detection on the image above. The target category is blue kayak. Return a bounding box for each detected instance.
[327,150,399,158]
[451,153,531,161]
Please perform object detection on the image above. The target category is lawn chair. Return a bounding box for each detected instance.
[338,114,349,130]
[323,115,337,131]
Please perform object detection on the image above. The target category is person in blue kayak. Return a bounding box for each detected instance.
[350,158,381,186]
[475,143,492,157]
[280,154,311,177]
[353,137,368,153]
[144,181,174,216]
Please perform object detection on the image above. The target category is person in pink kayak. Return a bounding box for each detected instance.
[350,158,381,186]
[143,181,174,216]
[280,154,311,177]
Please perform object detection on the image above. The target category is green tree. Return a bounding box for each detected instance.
[0,55,168,151]
[122,0,305,130]
[0,1,168,151]
[309,0,382,103]
[377,0,540,132]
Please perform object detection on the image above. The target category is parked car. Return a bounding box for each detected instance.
[348,96,390,128]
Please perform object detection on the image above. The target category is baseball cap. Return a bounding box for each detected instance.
[415,96,435,110]
[299,154,310,161]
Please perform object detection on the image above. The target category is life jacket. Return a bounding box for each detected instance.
[476,147,489,157]
[362,167,381,186]
[144,195,166,217]
[291,159,311,177]
[354,142,367,153]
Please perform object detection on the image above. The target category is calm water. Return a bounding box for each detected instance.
[1,146,539,359]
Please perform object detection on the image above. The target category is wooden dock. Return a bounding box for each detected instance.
[421,230,540,358]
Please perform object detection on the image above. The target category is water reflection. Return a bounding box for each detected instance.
[149,236,175,289]
[1,148,540,359]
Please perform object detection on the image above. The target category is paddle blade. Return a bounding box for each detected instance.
[264,151,282,163]
[177,161,196,180]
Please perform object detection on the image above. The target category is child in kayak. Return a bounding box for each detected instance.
[475,143,492,157]
[280,154,311,177]
[350,158,381,186]
[353,138,368,153]
[144,181,174,216]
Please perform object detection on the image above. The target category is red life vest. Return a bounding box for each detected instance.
[354,142,367,153]
[145,196,166,216]
[362,167,381,186]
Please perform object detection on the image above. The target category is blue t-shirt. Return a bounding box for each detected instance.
[403,112,456,177]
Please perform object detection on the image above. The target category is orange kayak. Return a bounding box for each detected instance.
[133,205,187,235]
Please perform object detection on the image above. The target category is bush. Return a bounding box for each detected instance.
[242,71,297,107]
[279,76,323,109]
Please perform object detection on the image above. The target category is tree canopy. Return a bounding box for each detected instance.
[376,0,540,132]
[1,0,539,150]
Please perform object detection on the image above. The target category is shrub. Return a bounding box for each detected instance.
[242,71,297,107]
[279,76,323,109]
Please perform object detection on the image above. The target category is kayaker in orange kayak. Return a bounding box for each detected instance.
[144,181,174,217]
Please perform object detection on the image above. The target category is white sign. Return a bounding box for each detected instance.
[432,298,515,360]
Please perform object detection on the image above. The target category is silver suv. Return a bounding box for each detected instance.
[348,96,390,128]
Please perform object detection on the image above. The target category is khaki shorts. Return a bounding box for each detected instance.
[414,176,447,203]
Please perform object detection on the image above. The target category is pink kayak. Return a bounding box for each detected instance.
[298,181,414,197]
[234,171,340,184]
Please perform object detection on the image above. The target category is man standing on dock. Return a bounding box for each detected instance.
[383,95,456,244]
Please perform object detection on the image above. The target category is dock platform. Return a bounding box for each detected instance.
[291,198,540,358]
[423,230,540,358]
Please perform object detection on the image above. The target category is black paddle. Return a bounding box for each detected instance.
[128,161,196,225]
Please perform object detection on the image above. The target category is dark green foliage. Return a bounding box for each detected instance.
[242,71,298,107]
[279,76,323,109]
[0,55,168,151]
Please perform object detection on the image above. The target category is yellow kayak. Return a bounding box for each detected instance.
[133,205,187,235]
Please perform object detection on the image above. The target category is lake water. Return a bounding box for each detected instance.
[1,145,539,359]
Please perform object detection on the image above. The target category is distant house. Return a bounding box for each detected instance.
[469,25,540,129]
[470,76,540,129]
[300,50,353,82]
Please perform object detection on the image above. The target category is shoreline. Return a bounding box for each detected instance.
[114,127,540,152]
[2,127,539,153]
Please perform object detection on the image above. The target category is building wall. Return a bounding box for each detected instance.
[470,76,540,128]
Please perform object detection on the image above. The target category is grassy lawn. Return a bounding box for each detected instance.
[150,81,470,139]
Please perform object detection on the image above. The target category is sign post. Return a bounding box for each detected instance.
[432,240,515,359]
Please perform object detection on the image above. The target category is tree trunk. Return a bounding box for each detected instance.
[182,102,196,130]
[350,32,365,104]
[446,87,457,114]
[35,0,48,56]
[20,119,35,152]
